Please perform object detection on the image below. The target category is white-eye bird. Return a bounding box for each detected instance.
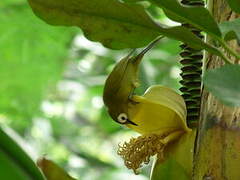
[103,37,163,126]
[103,36,190,136]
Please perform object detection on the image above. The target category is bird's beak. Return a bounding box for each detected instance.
[135,36,164,59]
[127,119,138,126]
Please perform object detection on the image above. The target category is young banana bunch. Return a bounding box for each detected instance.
[103,37,194,177]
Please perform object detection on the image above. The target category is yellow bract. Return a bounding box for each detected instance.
[118,85,193,174]
[127,85,191,135]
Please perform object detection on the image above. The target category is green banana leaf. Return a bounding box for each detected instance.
[0,126,45,180]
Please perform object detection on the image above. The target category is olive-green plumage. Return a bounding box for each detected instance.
[103,37,163,125]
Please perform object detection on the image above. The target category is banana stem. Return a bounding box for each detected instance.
[218,50,232,64]
[219,39,240,60]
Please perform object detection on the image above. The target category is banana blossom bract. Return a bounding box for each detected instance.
[117,85,195,177]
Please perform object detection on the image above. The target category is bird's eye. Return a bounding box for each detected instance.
[117,113,128,123]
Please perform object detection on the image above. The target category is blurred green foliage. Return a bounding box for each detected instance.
[0,0,77,132]
[0,0,182,179]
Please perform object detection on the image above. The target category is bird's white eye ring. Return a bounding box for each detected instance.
[117,113,128,123]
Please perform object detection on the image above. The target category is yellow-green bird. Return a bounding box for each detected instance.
[103,37,163,126]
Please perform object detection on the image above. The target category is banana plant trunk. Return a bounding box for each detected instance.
[193,0,240,179]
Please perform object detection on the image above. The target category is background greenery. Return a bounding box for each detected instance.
[0,0,183,179]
